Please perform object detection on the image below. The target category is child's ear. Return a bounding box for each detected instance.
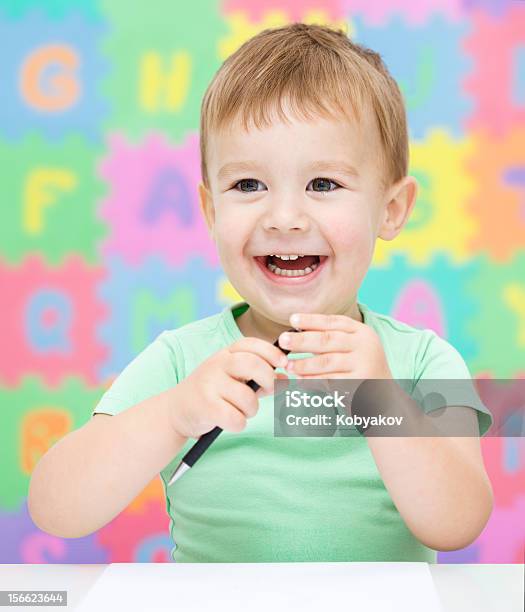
[377,175,418,241]
[198,182,216,241]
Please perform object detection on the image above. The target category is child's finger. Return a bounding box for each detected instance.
[279,329,353,354]
[229,336,289,369]
[289,312,360,332]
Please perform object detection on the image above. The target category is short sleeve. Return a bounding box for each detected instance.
[92,331,183,417]
[413,331,493,436]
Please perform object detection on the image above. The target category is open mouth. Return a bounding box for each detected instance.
[253,254,328,282]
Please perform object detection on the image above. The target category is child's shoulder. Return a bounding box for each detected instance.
[150,310,231,381]
[161,311,224,340]
[155,308,232,357]
[361,301,436,340]
[159,301,245,348]
[360,302,445,379]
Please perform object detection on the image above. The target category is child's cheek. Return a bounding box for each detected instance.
[331,221,374,260]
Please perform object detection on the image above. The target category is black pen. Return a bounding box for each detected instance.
[167,328,299,485]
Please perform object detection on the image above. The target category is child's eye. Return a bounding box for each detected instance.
[308,177,340,192]
[232,178,266,192]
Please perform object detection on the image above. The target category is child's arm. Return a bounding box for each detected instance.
[28,335,286,539]
[360,391,493,551]
[28,385,188,539]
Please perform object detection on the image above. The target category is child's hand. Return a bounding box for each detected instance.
[169,337,289,438]
[278,313,393,380]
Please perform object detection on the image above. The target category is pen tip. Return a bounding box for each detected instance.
[167,461,190,486]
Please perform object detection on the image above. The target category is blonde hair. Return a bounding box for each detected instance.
[199,22,408,193]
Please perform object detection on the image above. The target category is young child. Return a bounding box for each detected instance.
[28,23,493,563]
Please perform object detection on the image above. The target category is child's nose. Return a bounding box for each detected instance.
[260,200,310,231]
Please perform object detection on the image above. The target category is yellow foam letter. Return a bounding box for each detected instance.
[504,283,525,346]
[139,51,190,112]
[24,168,77,234]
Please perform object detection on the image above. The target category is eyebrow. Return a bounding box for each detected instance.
[308,160,360,178]
[217,161,264,182]
[217,159,360,181]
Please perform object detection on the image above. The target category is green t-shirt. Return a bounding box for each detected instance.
[92,300,493,563]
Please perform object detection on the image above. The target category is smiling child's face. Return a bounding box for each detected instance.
[199,100,417,343]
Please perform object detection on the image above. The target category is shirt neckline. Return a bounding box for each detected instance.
[220,300,370,346]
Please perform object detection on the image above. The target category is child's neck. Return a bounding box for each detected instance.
[235,302,364,345]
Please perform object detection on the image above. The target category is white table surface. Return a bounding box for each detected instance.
[0,563,523,611]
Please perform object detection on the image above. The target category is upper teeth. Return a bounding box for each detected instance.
[270,254,301,260]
